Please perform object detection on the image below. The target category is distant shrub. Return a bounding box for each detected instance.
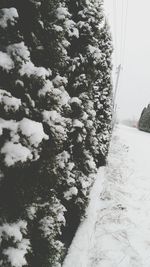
[138,104,150,132]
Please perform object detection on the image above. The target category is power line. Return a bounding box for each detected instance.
[113,0,117,66]
[120,0,124,65]
[113,0,129,68]
[121,0,129,66]
[112,0,129,123]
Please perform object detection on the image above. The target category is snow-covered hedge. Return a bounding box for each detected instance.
[0,0,113,266]
[138,104,150,132]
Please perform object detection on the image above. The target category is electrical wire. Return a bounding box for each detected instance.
[120,0,124,65]
[121,0,129,66]
[112,0,129,69]
[113,0,117,66]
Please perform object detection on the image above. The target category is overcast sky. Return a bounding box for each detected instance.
[104,0,150,120]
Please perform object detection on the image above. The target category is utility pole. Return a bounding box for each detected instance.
[112,64,122,126]
[114,64,122,107]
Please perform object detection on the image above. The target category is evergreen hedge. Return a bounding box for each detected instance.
[0,1,113,266]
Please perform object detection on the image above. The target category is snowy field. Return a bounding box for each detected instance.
[63,124,150,267]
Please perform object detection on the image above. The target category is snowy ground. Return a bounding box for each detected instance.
[63,124,150,267]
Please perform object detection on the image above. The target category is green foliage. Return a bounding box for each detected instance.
[138,104,150,132]
[0,0,113,266]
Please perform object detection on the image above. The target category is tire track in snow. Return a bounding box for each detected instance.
[63,125,150,267]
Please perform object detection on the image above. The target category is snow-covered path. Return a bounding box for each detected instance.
[63,124,150,267]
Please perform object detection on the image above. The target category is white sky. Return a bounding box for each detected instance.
[104,0,150,120]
